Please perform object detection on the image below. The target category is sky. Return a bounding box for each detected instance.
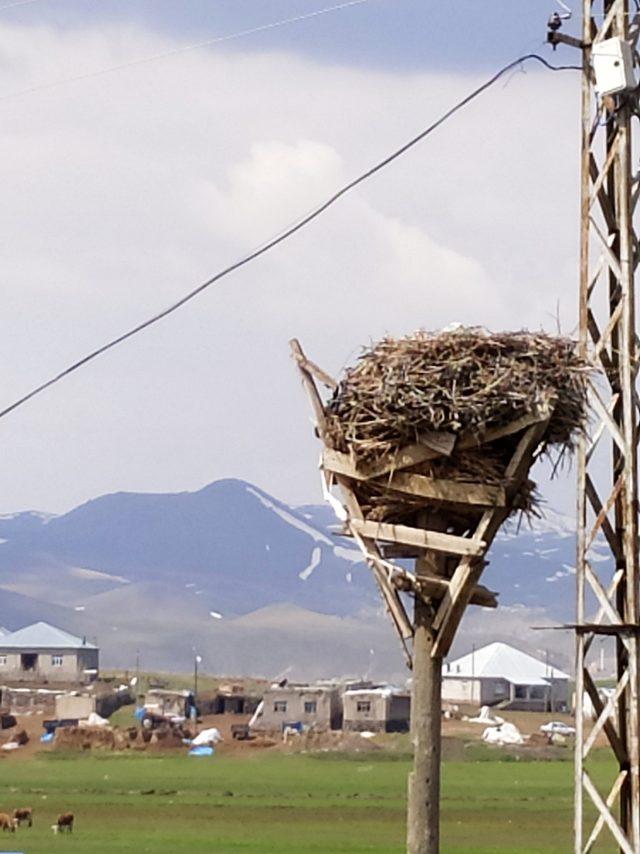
[0,0,586,515]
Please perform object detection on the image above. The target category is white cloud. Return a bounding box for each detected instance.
[0,23,581,513]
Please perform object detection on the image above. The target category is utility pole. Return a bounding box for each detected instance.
[550,2,640,850]
[407,550,446,854]
[292,338,554,854]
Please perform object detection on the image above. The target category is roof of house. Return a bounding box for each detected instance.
[444,642,569,685]
[344,686,409,698]
[0,622,97,650]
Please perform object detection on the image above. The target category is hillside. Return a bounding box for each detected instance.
[0,480,583,679]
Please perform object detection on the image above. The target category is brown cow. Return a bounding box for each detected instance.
[0,813,16,832]
[56,812,74,833]
[12,807,32,827]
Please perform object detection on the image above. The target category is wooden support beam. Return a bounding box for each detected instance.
[290,346,337,390]
[321,445,447,481]
[429,555,489,658]
[583,670,629,760]
[334,475,414,657]
[323,450,506,508]
[349,519,486,557]
[584,670,628,767]
[583,771,635,854]
[583,771,628,853]
[430,410,553,658]
[289,342,413,664]
[413,573,497,609]
[290,339,328,436]
[385,471,505,508]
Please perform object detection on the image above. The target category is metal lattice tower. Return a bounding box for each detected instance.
[574,2,640,850]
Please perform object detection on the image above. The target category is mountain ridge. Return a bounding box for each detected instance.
[0,478,582,679]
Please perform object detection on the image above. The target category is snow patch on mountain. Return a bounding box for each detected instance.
[246,487,333,546]
[71,567,130,584]
[333,546,364,564]
[299,547,322,581]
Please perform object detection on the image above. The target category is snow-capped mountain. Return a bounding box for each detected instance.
[0,479,583,679]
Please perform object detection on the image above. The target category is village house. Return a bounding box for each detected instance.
[258,683,342,732]
[212,682,261,715]
[0,622,99,685]
[343,686,411,733]
[442,642,570,712]
[143,689,195,719]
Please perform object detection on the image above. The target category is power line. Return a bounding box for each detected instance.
[0,0,51,11]
[0,0,377,102]
[0,53,580,421]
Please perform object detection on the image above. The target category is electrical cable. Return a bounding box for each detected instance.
[0,0,50,10]
[0,0,377,102]
[0,53,581,421]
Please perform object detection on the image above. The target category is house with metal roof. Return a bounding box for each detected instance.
[442,642,570,712]
[0,622,98,685]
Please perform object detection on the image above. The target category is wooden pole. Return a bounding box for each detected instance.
[407,552,444,854]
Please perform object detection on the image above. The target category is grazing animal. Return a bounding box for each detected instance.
[13,807,32,827]
[0,813,16,832]
[57,812,74,833]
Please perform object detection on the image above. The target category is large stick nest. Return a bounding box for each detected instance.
[324,328,589,523]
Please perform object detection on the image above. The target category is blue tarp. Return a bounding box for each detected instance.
[188,746,214,757]
[40,732,54,743]
[134,707,146,721]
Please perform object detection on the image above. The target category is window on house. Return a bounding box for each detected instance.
[494,683,507,697]
[530,686,546,700]
[356,700,371,713]
[304,701,317,714]
[273,701,287,713]
[0,655,6,666]
[51,655,63,667]
[514,685,527,699]
[21,653,38,672]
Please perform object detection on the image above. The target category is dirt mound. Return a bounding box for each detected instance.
[54,725,116,751]
[282,730,382,754]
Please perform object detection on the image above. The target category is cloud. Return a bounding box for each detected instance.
[0,22,581,513]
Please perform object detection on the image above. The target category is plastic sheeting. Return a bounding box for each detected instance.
[469,706,505,726]
[188,746,214,757]
[191,727,222,746]
[482,722,524,746]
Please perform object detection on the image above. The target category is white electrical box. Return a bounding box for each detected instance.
[592,37,636,96]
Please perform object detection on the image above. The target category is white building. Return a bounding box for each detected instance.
[442,642,570,712]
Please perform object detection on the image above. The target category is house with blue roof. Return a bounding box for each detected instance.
[0,622,98,684]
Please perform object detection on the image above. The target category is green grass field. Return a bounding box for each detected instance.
[0,751,617,853]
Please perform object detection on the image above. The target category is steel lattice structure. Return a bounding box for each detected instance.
[574,2,640,851]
